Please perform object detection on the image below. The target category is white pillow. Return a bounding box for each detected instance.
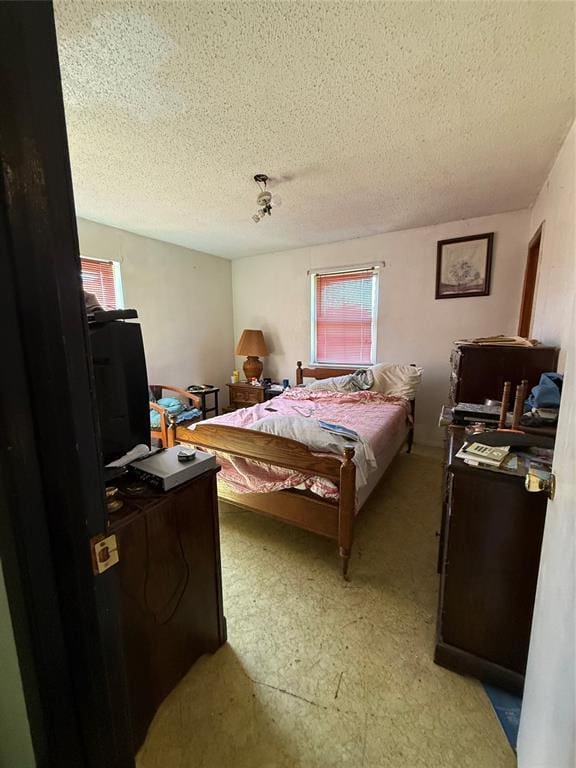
[369,363,423,399]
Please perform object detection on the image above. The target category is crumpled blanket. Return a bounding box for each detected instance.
[188,389,410,501]
[525,372,563,411]
[305,369,374,392]
[250,414,376,486]
[282,388,410,413]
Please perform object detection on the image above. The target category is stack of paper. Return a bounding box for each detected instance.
[532,407,559,423]
[454,335,536,347]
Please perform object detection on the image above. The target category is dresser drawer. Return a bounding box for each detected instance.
[227,384,265,409]
[233,389,261,405]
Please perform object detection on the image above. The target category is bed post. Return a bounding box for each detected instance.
[296,361,303,386]
[407,399,415,453]
[406,364,418,453]
[338,446,356,580]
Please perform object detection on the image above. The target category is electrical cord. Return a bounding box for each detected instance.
[142,511,190,626]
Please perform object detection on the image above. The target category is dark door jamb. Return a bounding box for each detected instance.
[518,224,544,338]
[0,3,134,766]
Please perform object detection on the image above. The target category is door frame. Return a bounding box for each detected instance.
[518,223,544,338]
[0,3,134,766]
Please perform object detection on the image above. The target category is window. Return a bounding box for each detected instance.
[80,257,123,310]
[311,268,379,365]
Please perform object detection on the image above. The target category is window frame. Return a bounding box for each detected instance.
[310,266,380,367]
[80,256,124,310]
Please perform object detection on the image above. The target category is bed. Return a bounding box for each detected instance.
[178,362,416,577]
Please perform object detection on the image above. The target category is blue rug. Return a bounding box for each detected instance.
[483,684,522,750]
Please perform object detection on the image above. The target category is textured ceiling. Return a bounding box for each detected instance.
[54,1,575,259]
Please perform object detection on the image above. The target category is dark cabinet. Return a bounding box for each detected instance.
[449,343,559,405]
[108,467,226,752]
[435,428,547,693]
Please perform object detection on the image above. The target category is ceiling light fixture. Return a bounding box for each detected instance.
[251,174,281,223]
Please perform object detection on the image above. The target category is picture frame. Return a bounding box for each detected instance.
[435,232,494,299]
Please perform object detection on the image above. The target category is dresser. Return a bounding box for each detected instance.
[448,343,559,405]
[108,467,226,752]
[435,427,547,693]
[441,343,558,566]
[226,382,282,411]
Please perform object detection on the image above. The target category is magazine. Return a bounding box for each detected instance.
[318,421,361,441]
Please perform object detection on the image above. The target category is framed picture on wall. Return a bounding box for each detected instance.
[435,233,494,299]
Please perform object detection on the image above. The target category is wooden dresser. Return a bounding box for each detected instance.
[108,467,226,752]
[435,427,547,693]
[449,343,559,405]
[436,343,559,693]
[226,382,267,411]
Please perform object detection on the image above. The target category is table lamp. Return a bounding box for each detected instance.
[235,329,268,381]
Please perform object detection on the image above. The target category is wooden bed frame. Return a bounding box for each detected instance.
[184,362,415,578]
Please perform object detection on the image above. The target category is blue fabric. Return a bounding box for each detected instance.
[150,398,202,428]
[483,684,521,751]
[174,408,202,423]
[157,397,184,414]
[525,372,563,410]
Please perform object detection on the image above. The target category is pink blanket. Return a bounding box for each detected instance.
[188,390,410,500]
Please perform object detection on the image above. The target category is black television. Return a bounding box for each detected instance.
[88,309,150,465]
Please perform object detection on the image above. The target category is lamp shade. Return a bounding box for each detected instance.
[235,329,269,357]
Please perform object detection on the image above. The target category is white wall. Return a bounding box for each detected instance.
[77,219,234,404]
[530,120,575,369]
[232,210,530,445]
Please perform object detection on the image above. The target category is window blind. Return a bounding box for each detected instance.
[314,269,377,365]
[80,257,118,309]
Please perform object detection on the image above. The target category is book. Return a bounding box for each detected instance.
[318,421,361,441]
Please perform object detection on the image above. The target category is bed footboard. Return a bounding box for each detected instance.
[189,423,357,577]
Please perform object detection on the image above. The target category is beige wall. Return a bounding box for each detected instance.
[77,219,234,403]
[232,210,530,445]
[530,120,575,370]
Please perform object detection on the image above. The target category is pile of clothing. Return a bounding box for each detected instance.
[149,396,201,428]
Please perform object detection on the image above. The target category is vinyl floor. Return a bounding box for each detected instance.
[137,445,515,768]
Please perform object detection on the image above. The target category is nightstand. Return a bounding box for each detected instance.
[226,382,266,411]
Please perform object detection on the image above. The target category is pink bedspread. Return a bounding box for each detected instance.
[189,389,410,501]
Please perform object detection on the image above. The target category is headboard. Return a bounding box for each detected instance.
[296,361,360,385]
